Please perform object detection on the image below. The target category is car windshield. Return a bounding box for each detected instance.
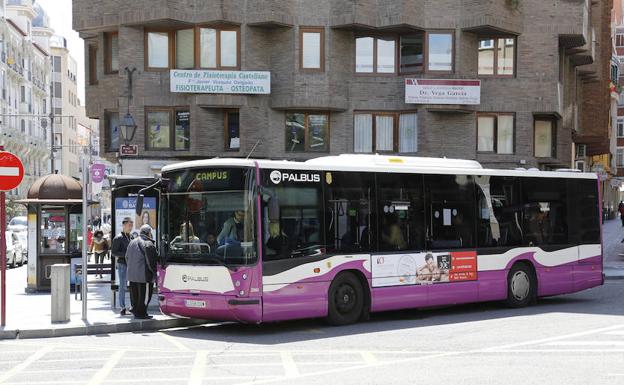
[162,167,257,266]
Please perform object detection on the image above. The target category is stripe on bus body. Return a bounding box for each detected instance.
[478,244,601,271]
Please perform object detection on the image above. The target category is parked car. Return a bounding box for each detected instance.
[6,231,24,267]
[8,216,27,232]
[15,231,27,263]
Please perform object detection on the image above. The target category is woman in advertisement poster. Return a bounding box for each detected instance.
[136,210,156,240]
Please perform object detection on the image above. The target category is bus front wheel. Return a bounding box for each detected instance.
[505,263,536,308]
[327,272,364,326]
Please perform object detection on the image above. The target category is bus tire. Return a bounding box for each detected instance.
[327,272,364,326]
[505,263,536,308]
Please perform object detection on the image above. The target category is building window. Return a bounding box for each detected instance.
[52,56,61,73]
[20,85,25,103]
[104,32,119,74]
[477,114,514,154]
[285,112,329,152]
[354,112,418,153]
[146,108,190,150]
[427,32,453,72]
[105,110,119,151]
[225,110,240,151]
[617,148,624,167]
[145,27,240,70]
[478,37,515,76]
[53,81,61,98]
[616,33,624,47]
[618,118,624,138]
[175,29,194,69]
[300,27,324,71]
[400,34,424,73]
[534,117,556,158]
[355,36,396,74]
[146,32,170,70]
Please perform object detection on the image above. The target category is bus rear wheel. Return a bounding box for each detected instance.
[505,263,536,308]
[327,272,364,326]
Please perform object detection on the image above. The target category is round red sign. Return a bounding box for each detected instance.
[0,151,24,191]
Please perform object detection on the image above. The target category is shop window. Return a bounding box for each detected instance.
[477,114,514,154]
[354,112,417,153]
[534,117,556,158]
[478,37,515,76]
[425,174,476,249]
[377,173,425,252]
[40,208,67,254]
[355,36,396,74]
[285,112,329,152]
[300,27,324,71]
[146,108,190,151]
[427,32,453,72]
[104,32,119,74]
[225,110,240,151]
[325,172,376,253]
[146,32,170,70]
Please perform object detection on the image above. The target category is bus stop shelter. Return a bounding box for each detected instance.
[16,173,93,292]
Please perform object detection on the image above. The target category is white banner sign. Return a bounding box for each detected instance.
[405,79,481,105]
[170,70,271,94]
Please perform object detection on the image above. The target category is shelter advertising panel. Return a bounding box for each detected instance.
[114,197,157,239]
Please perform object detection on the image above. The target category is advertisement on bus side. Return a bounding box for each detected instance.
[371,251,477,288]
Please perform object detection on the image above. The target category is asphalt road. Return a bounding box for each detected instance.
[1,279,623,385]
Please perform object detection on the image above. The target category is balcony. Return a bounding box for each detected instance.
[331,0,424,31]
[245,0,294,28]
[460,0,523,35]
[559,0,590,49]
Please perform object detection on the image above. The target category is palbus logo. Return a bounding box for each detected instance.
[270,170,282,184]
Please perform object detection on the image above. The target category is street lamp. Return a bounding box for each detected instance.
[119,112,137,146]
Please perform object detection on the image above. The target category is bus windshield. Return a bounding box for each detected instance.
[162,167,257,266]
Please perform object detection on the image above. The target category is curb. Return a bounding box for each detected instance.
[0,318,207,340]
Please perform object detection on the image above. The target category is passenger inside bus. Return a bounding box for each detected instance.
[381,222,407,250]
[170,222,202,253]
[217,210,245,245]
[265,221,292,259]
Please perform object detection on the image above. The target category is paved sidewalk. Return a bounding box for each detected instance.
[602,217,624,279]
[0,265,204,340]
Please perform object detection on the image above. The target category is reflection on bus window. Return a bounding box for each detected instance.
[522,178,568,246]
[325,172,375,253]
[476,176,523,247]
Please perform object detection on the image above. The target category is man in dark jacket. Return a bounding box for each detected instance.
[111,217,133,315]
[125,224,158,319]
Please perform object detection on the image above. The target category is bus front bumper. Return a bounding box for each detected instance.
[159,292,262,323]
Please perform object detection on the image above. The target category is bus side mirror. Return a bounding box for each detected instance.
[135,194,144,217]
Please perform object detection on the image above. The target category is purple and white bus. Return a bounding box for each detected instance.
[155,155,603,325]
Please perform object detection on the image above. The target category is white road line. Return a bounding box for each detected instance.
[0,345,53,384]
[87,350,125,385]
[280,352,299,377]
[543,341,624,346]
[607,374,624,377]
[188,350,207,385]
[604,331,624,336]
[158,331,191,352]
[360,352,378,365]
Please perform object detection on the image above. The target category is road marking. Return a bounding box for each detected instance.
[604,331,624,335]
[543,341,624,346]
[158,332,191,352]
[280,352,299,377]
[360,352,378,365]
[188,350,207,385]
[87,349,125,385]
[0,345,53,383]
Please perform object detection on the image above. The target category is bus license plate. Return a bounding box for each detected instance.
[185,300,206,308]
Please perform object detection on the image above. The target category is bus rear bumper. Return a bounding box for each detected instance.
[159,292,262,323]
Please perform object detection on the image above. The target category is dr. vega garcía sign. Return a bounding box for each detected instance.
[405,79,480,105]
[170,70,271,94]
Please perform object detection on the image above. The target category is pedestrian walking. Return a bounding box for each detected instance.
[125,224,158,320]
[89,230,109,278]
[111,217,134,315]
[619,201,624,227]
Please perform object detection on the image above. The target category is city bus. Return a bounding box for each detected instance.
[153,154,603,325]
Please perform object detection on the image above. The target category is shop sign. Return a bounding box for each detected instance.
[405,79,481,105]
[170,70,271,95]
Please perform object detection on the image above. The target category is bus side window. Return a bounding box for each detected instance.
[377,172,425,252]
[325,172,375,254]
[568,179,600,244]
[476,176,523,248]
[521,177,568,246]
[425,174,476,250]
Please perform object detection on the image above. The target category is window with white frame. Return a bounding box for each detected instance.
[618,118,624,138]
[477,114,514,154]
[354,112,417,153]
[617,148,624,167]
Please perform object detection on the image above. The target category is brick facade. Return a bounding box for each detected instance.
[72,0,610,174]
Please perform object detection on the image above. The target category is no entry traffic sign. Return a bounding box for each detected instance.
[0,151,24,191]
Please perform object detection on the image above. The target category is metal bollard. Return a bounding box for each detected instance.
[50,264,70,323]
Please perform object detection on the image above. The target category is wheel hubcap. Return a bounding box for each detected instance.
[335,284,356,314]
[511,271,530,301]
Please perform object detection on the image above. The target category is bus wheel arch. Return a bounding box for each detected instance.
[505,260,537,308]
[326,270,369,326]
